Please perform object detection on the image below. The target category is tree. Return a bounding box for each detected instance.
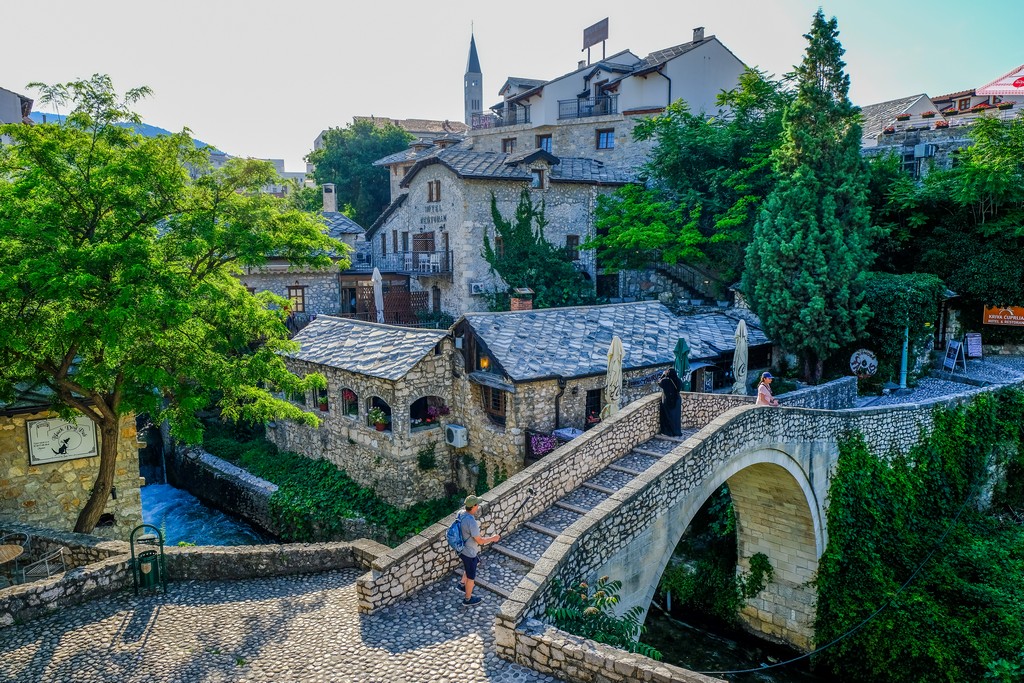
[306,119,412,226]
[0,75,341,532]
[482,190,594,310]
[590,69,793,283]
[742,11,875,383]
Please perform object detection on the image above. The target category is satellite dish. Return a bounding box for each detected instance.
[849,349,878,377]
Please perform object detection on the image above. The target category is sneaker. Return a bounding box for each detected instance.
[453,581,466,592]
[462,595,483,606]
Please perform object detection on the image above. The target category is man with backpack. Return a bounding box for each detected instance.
[450,495,500,606]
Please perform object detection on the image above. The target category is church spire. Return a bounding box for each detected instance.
[464,29,483,126]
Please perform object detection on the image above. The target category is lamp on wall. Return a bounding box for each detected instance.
[479,355,491,370]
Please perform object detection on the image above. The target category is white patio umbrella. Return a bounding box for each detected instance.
[732,319,749,395]
[600,336,624,419]
[371,267,385,324]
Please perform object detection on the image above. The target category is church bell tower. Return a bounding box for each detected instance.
[464,31,482,126]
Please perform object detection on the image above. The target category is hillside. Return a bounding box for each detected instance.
[28,112,221,152]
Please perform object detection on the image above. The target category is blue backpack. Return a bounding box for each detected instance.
[446,512,466,554]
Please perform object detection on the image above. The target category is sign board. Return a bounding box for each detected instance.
[583,18,609,50]
[849,349,878,377]
[965,332,983,359]
[702,369,715,393]
[943,340,966,373]
[983,306,1024,326]
[27,417,98,465]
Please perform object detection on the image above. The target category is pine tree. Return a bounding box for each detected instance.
[743,10,874,383]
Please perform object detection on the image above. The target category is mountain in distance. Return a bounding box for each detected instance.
[29,111,222,153]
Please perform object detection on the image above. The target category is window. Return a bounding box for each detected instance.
[481,386,507,425]
[401,232,409,252]
[536,134,552,153]
[288,389,307,405]
[502,138,517,153]
[340,388,359,418]
[392,230,399,253]
[316,388,330,411]
[958,98,971,111]
[380,233,387,256]
[287,286,306,313]
[494,235,505,258]
[410,395,448,432]
[531,169,545,189]
[565,235,580,261]
[367,396,392,432]
[596,129,615,150]
[432,285,441,314]
[427,179,441,203]
[585,389,603,430]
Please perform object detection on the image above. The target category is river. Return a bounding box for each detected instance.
[140,483,269,546]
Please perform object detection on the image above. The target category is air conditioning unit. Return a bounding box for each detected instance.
[445,424,469,448]
[469,282,487,296]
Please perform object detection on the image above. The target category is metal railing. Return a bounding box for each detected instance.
[345,250,452,275]
[558,95,618,120]
[471,106,531,130]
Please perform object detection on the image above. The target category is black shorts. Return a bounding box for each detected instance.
[460,554,478,580]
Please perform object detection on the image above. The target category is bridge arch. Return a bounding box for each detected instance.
[596,442,830,651]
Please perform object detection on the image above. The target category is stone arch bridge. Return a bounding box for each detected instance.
[357,377,995,681]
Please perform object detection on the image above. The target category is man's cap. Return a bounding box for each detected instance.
[762,371,774,379]
[464,495,482,508]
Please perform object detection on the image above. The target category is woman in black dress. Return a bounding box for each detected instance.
[659,368,682,436]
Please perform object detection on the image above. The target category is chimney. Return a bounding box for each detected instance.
[692,26,705,42]
[510,287,534,311]
[322,183,337,213]
[578,60,586,70]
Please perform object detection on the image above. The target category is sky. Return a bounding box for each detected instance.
[6,0,1022,171]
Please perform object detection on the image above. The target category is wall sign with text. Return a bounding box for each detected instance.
[983,306,1024,327]
[27,417,99,465]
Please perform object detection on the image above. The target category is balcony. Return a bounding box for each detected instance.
[471,105,531,130]
[558,95,618,120]
[345,250,452,276]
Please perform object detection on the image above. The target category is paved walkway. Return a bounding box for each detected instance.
[0,569,554,683]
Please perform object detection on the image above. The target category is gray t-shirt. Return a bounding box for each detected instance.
[458,512,481,558]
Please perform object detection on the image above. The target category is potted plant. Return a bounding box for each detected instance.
[368,407,388,431]
[970,102,991,112]
[342,389,358,416]
[921,110,937,118]
[895,113,911,121]
[997,101,1014,110]
[882,126,895,135]
[934,119,949,129]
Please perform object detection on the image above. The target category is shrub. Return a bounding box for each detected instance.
[547,576,662,660]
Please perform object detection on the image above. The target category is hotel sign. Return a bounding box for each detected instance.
[27,417,99,465]
[983,306,1024,327]
[583,18,609,50]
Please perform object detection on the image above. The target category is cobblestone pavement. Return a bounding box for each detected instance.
[0,569,554,683]
[857,356,1024,407]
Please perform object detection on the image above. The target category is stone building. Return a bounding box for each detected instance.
[237,184,364,323]
[0,386,143,539]
[270,301,770,507]
[367,145,634,318]
[0,86,33,145]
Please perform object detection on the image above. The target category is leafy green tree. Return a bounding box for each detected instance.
[0,75,339,532]
[306,119,412,226]
[591,68,793,283]
[547,576,662,660]
[743,10,874,383]
[482,190,594,310]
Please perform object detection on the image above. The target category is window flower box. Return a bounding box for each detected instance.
[882,126,895,135]
[934,120,949,129]
[997,102,1014,110]
[970,103,992,112]
[895,113,911,121]
[921,111,937,118]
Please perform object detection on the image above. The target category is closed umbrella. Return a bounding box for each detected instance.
[371,267,385,324]
[674,338,691,392]
[600,336,624,419]
[732,319,749,395]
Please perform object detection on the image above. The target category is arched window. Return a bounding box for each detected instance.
[410,396,449,433]
[339,387,359,418]
[367,396,392,432]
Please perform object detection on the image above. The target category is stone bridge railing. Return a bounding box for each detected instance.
[494,378,1002,681]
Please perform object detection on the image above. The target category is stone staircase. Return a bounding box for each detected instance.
[456,431,696,597]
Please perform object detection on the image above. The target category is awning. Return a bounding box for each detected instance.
[684,361,717,376]
[976,65,1024,97]
[468,371,517,394]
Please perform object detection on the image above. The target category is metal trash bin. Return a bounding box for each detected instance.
[137,549,160,589]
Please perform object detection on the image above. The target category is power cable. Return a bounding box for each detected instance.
[693,494,972,678]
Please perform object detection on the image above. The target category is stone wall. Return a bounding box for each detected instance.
[0,410,142,539]
[237,268,342,315]
[777,376,858,410]
[354,394,660,613]
[167,446,392,544]
[0,522,388,629]
[269,344,455,508]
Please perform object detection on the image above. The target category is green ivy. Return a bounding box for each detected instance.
[416,441,438,471]
[547,576,662,660]
[203,423,464,544]
[814,388,1024,682]
[475,459,489,496]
